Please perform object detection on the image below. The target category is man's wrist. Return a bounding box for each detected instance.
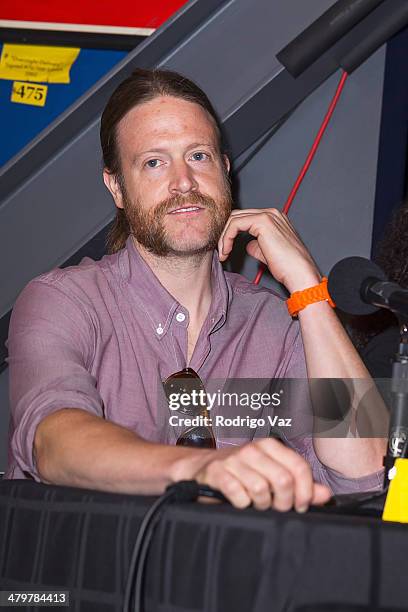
[285,272,321,294]
[169,447,216,483]
[287,277,335,318]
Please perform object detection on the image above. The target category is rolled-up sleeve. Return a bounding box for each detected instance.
[292,436,384,494]
[7,275,104,479]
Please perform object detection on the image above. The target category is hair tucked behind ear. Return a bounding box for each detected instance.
[106,208,131,254]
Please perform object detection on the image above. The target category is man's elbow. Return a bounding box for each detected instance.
[33,408,87,484]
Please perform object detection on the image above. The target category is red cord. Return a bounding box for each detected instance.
[253,70,349,284]
[253,265,265,285]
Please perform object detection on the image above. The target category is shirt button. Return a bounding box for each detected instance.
[176,312,186,322]
[156,324,164,335]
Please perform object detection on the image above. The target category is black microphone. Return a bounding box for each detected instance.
[328,256,408,317]
[385,338,408,486]
[328,256,408,487]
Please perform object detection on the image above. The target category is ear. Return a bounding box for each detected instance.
[103,170,124,210]
[222,154,231,175]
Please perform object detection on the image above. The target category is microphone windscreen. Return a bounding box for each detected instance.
[328,256,387,315]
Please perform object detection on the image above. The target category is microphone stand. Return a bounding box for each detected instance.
[383,320,408,488]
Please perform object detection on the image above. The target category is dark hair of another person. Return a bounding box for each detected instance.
[375,200,408,287]
[344,198,408,351]
[100,68,224,254]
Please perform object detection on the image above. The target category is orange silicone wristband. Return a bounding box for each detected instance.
[286,277,335,317]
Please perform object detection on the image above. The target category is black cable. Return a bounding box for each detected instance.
[312,486,388,517]
[122,480,227,612]
[122,490,174,612]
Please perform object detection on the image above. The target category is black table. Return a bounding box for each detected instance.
[0,480,407,612]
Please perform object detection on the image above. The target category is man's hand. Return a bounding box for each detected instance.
[218,208,321,293]
[35,410,332,509]
[193,438,331,511]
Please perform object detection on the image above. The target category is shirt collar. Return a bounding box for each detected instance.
[120,236,231,339]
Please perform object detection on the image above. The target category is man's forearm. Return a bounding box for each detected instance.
[33,409,332,510]
[298,300,387,477]
[34,408,215,494]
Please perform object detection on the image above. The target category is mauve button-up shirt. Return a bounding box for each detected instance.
[5,237,382,493]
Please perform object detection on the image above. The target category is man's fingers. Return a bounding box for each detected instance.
[196,440,332,512]
[255,439,315,512]
[219,441,314,512]
[218,214,265,260]
[226,444,295,511]
[245,239,267,264]
[228,207,281,217]
[218,208,295,262]
[222,461,274,511]
[311,483,332,506]
[218,213,256,258]
[199,461,252,509]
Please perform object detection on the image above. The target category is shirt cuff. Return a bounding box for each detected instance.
[11,386,103,480]
[311,441,383,494]
[292,435,384,494]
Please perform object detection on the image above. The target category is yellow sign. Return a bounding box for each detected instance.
[11,81,48,107]
[383,458,408,523]
[0,44,80,84]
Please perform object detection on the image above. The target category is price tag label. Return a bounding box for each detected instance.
[11,81,48,107]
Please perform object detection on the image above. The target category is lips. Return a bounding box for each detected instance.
[168,206,203,214]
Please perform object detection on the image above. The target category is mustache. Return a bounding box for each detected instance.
[153,192,218,217]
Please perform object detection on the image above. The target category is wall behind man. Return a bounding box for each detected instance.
[0,45,127,167]
[233,54,385,286]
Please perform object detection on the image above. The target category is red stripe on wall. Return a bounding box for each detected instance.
[0,0,189,29]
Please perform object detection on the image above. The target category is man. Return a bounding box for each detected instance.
[6,69,385,512]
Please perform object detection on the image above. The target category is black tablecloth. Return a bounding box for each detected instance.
[0,479,407,612]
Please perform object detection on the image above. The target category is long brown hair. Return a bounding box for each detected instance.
[100,68,224,254]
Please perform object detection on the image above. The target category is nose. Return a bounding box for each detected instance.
[168,159,198,195]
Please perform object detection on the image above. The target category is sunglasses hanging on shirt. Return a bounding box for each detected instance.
[163,367,216,449]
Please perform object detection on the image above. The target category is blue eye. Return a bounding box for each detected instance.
[191,152,209,161]
[145,159,160,168]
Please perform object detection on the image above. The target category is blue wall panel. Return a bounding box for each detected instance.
[0,45,127,167]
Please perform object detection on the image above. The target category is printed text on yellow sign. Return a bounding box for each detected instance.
[11,82,48,107]
[0,44,80,84]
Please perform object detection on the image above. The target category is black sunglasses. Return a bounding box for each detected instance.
[163,367,216,449]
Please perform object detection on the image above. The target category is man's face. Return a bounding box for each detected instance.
[104,95,232,257]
